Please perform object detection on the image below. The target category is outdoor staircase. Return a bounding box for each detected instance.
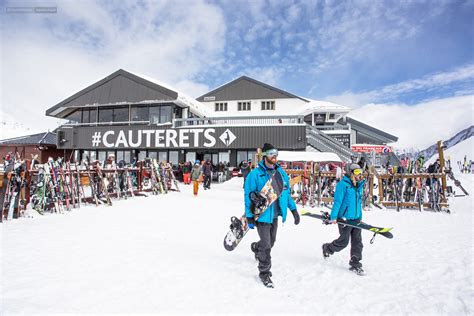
[305,124,355,162]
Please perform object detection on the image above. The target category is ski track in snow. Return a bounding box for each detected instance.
[1,175,473,315]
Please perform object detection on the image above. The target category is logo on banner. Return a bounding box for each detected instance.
[219,129,236,147]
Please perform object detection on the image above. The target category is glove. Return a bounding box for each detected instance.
[291,210,300,225]
[247,217,255,229]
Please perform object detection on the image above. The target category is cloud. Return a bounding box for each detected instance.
[1,0,225,135]
[325,63,474,107]
[349,95,474,150]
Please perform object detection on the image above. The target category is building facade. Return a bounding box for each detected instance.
[47,69,397,166]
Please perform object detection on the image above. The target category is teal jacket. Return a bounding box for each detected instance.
[244,160,297,223]
[330,176,366,221]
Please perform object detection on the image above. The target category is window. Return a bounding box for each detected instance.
[131,106,149,121]
[98,108,113,123]
[215,102,228,112]
[237,151,248,165]
[219,152,229,164]
[186,151,196,163]
[138,150,147,161]
[148,151,158,160]
[169,151,179,165]
[261,101,275,111]
[238,101,251,111]
[160,105,172,123]
[65,110,81,123]
[149,105,173,124]
[98,151,107,163]
[113,107,129,122]
[158,151,167,162]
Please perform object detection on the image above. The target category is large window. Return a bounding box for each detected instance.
[169,151,179,165]
[158,151,167,162]
[219,152,230,164]
[131,106,149,121]
[65,110,81,123]
[237,151,248,165]
[149,106,160,124]
[113,107,129,122]
[215,102,228,112]
[160,105,172,123]
[82,108,97,123]
[238,101,251,111]
[98,108,113,123]
[261,101,275,111]
[186,151,196,163]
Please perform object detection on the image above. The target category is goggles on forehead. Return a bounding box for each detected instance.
[265,149,279,157]
[353,168,363,176]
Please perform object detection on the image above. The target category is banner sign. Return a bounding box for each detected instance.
[58,125,306,150]
[351,144,393,154]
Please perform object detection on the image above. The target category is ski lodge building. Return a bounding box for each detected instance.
[45,69,398,166]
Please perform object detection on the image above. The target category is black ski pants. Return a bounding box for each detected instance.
[255,218,278,276]
[203,175,211,189]
[327,224,363,267]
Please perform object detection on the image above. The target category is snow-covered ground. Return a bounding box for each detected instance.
[1,174,472,315]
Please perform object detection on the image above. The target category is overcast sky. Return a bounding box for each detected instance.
[1,0,473,149]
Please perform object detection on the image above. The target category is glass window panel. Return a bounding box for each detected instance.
[113,107,129,122]
[247,151,255,162]
[160,105,172,123]
[81,109,90,123]
[131,106,149,121]
[148,151,157,159]
[65,110,81,123]
[237,151,247,165]
[203,154,212,162]
[219,152,229,164]
[149,106,160,125]
[98,108,113,123]
[138,150,147,161]
[186,152,196,163]
[89,109,97,123]
[117,151,124,162]
[158,151,167,162]
[169,151,179,165]
[212,153,218,164]
[124,151,131,164]
[90,150,97,161]
[98,151,106,163]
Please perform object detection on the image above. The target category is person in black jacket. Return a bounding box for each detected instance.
[240,160,251,188]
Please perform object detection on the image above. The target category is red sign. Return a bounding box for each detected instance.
[351,145,393,154]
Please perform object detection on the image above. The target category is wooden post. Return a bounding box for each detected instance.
[437,141,448,201]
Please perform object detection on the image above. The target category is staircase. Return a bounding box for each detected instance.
[305,125,355,162]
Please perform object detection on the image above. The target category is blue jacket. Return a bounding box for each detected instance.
[244,160,297,223]
[330,176,365,221]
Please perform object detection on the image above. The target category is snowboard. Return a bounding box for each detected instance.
[301,210,394,240]
[223,172,284,251]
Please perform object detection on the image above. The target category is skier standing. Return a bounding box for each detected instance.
[322,163,366,275]
[191,160,202,196]
[202,160,213,190]
[245,143,300,288]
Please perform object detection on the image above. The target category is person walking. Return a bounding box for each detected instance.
[240,160,251,188]
[191,160,202,196]
[322,163,366,275]
[202,159,213,190]
[244,143,300,288]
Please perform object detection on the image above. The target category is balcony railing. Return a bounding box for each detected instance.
[173,115,305,128]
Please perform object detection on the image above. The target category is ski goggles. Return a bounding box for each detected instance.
[353,168,363,176]
[264,149,278,157]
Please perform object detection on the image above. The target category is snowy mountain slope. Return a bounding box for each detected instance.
[426,134,474,171]
[420,125,474,161]
[1,177,472,315]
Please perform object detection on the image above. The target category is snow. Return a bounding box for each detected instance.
[1,174,473,315]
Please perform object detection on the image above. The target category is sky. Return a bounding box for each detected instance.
[1,0,473,149]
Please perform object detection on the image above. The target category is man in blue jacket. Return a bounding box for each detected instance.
[244,143,300,288]
[322,163,366,274]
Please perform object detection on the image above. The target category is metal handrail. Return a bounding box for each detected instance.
[173,115,305,127]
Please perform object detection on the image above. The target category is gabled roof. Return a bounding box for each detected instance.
[343,116,398,143]
[46,69,179,118]
[196,76,309,102]
[0,131,56,146]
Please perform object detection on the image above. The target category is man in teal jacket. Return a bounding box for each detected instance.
[322,163,366,274]
[244,143,299,288]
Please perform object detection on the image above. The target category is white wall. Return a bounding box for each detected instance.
[201,98,308,117]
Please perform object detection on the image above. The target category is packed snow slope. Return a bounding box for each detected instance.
[1,176,473,315]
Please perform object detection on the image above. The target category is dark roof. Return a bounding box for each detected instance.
[46,69,179,118]
[0,131,57,146]
[343,116,398,143]
[196,76,308,102]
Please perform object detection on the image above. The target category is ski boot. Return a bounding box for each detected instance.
[259,272,274,288]
[322,243,331,258]
[349,256,364,275]
[349,266,365,276]
[251,242,258,261]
